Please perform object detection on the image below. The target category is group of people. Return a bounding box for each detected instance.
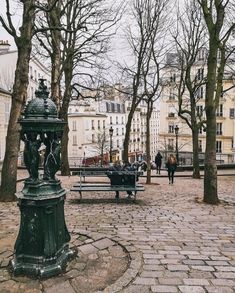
[155,151,177,185]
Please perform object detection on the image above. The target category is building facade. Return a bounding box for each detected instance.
[67,83,160,166]
[0,40,51,99]
[159,51,235,164]
[0,87,11,163]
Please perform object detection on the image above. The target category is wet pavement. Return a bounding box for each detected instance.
[0,170,234,292]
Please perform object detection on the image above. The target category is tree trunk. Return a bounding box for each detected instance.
[192,129,201,179]
[204,111,218,204]
[123,106,136,163]
[203,41,219,204]
[60,62,72,176]
[49,0,61,110]
[0,2,34,201]
[146,102,152,184]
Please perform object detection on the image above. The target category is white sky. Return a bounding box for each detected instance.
[0,1,21,50]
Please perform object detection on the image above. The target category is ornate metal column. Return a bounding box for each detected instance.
[10,79,75,278]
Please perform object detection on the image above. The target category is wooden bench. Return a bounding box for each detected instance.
[70,167,109,182]
[70,167,143,182]
[71,183,145,201]
[70,170,145,202]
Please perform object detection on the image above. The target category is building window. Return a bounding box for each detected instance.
[91,120,95,130]
[72,121,76,131]
[116,116,118,124]
[216,104,223,117]
[98,120,100,129]
[196,87,204,99]
[122,127,124,135]
[196,105,203,116]
[116,128,119,135]
[117,139,119,148]
[198,48,206,61]
[103,120,105,129]
[170,73,176,82]
[199,127,202,134]
[198,140,202,152]
[121,117,124,124]
[168,139,174,150]
[229,108,235,118]
[169,93,175,101]
[216,123,222,135]
[4,102,10,124]
[197,68,204,80]
[110,117,112,124]
[72,135,77,146]
[168,124,174,133]
[92,134,95,143]
[216,141,222,153]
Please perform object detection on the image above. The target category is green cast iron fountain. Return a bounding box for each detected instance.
[10,79,75,278]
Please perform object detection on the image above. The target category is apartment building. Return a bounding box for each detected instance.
[0,40,50,99]
[159,50,235,164]
[0,87,11,163]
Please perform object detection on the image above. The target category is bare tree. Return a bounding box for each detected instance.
[120,0,171,166]
[172,0,207,179]
[50,0,122,175]
[90,129,110,166]
[197,0,235,204]
[0,0,58,201]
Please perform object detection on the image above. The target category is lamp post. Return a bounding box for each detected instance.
[174,125,179,164]
[109,126,114,164]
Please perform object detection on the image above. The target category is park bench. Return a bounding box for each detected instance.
[70,170,145,202]
[70,167,109,182]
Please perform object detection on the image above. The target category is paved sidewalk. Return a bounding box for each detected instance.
[0,172,234,292]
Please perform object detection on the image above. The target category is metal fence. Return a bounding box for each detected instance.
[161,151,235,166]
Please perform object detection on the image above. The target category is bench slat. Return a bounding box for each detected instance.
[71,185,145,192]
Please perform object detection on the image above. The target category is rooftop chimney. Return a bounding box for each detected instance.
[0,40,11,53]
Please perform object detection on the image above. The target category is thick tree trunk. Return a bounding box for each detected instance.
[203,42,219,204]
[204,111,218,204]
[192,129,201,179]
[61,123,70,175]
[51,51,61,109]
[60,63,72,176]
[146,102,152,184]
[123,106,136,163]
[0,1,34,201]
[49,1,61,110]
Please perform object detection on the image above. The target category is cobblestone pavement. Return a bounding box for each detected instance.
[0,171,235,293]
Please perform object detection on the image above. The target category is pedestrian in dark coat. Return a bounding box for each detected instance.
[155,151,163,174]
[166,154,177,184]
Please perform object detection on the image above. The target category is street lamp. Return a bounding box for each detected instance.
[174,125,179,164]
[109,126,114,164]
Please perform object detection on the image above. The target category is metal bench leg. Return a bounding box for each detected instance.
[79,191,82,201]
[115,191,119,203]
[133,191,137,202]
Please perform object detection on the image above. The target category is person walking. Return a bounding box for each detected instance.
[155,151,163,174]
[166,154,177,184]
